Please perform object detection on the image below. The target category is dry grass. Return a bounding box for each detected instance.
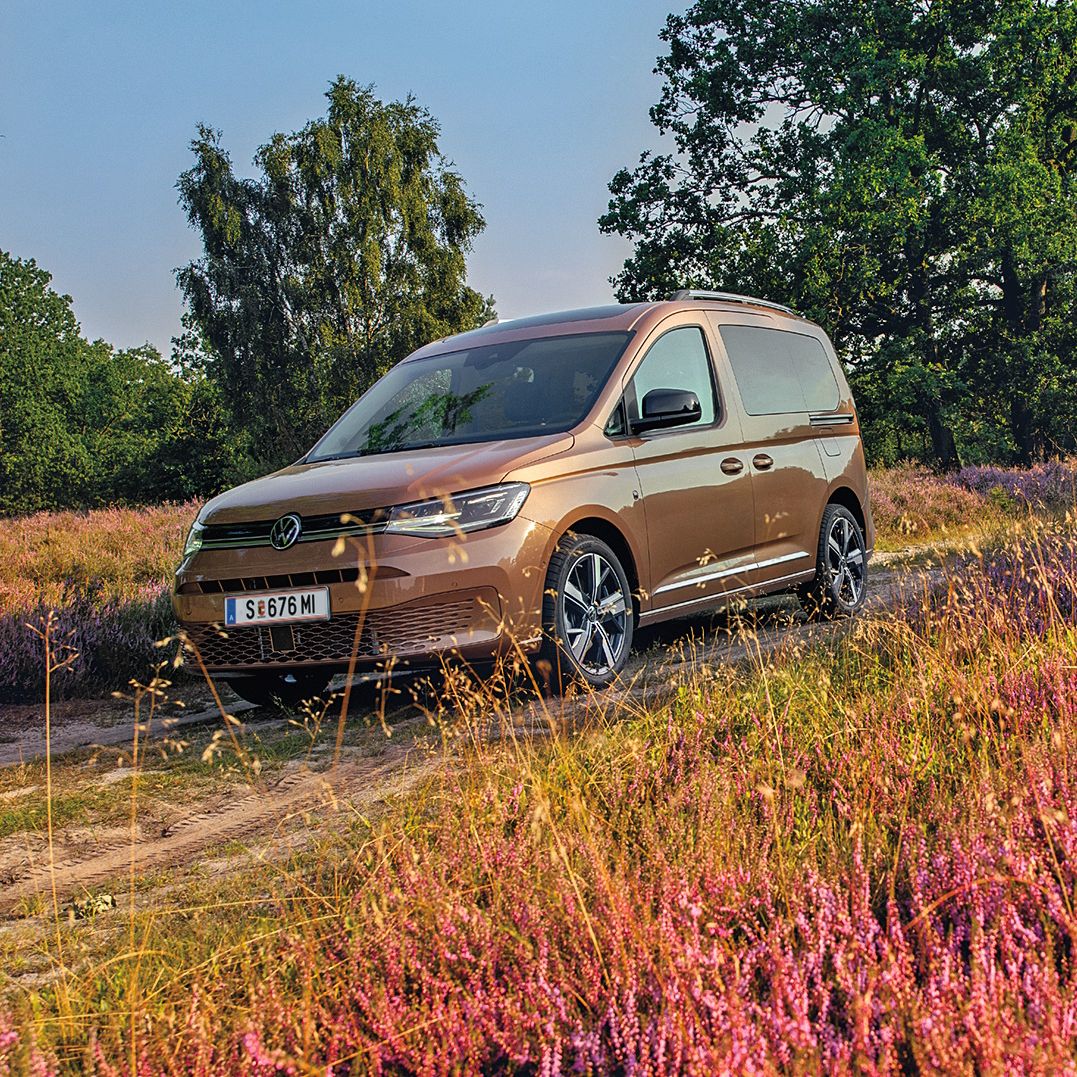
[4,473,1077,1070]
[3,518,1077,1070]
[0,502,194,614]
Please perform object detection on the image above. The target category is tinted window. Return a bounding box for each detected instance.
[717,324,839,415]
[630,327,716,427]
[307,332,630,460]
[604,399,628,437]
[788,333,840,411]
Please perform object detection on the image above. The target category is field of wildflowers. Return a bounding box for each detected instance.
[0,465,1070,702]
[0,503,192,701]
[3,501,1077,1070]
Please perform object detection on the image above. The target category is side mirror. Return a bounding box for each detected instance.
[632,388,702,433]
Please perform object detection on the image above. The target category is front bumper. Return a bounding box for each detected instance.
[173,515,553,673]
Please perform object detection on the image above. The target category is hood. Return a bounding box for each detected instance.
[199,433,573,524]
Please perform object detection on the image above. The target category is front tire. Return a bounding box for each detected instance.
[537,533,634,692]
[797,504,868,619]
[224,670,333,708]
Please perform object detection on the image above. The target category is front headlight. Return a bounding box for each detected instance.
[384,483,530,538]
[183,520,205,559]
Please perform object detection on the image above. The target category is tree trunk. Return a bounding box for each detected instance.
[1000,252,1042,463]
[1010,395,1034,466]
[907,255,960,468]
[925,400,959,469]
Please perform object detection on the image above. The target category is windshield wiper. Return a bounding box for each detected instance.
[353,441,450,456]
[310,442,448,463]
[391,441,444,452]
[308,450,369,462]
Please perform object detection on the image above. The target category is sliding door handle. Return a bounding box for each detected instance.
[720,457,744,475]
[753,453,774,470]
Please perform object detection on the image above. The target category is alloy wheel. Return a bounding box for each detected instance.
[826,514,865,607]
[559,551,630,676]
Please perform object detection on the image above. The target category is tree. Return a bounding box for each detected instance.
[0,250,243,515]
[177,77,493,468]
[601,0,1077,466]
[0,251,96,513]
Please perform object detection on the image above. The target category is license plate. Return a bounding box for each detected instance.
[224,588,330,626]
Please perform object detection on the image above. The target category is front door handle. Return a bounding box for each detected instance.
[753,453,774,471]
[720,457,744,475]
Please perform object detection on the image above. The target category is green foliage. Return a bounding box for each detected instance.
[0,251,244,514]
[177,77,493,468]
[601,0,1077,466]
[0,252,95,513]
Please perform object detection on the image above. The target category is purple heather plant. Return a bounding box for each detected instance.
[0,582,177,703]
[0,1011,54,1076]
[952,459,1077,510]
[61,679,1077,1073]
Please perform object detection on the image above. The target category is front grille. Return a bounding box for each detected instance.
[200,507,389,550]
[177,567,368,596]
[183,600,485,669]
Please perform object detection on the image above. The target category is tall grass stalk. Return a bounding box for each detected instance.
[26,614,76,990]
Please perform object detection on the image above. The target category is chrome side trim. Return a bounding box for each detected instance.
[645,567,814,620]
[298,523,388,542]
[653,550,809,596]
[809,413,854,427]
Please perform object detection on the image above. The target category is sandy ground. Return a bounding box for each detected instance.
[0,549,943,922]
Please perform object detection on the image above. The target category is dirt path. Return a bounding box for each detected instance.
[0,700,260,769]
[0,738,436,915]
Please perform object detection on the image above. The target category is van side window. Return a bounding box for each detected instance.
[630,327,716,427]
[604,399,627,437]
[787,334,840,411]
[717,324,839,415]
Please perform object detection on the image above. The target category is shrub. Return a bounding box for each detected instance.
[952,458,1077,509]
[0,502,190,701]
[0,502,193,615]
[868,464,996,543]
[0,583,177,703]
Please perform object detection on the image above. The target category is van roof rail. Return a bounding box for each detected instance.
[668,289,796,316]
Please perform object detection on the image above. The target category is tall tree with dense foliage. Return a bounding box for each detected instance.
[0,250,242,515]
[601,0,1077,465]
[0,251,94,512]
[177,77,492,467]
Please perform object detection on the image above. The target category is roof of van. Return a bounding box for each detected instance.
[407,297,812,362]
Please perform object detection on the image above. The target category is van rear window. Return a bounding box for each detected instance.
[715,323,840,415]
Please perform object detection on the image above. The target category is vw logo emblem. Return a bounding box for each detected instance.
[269,513,302,551]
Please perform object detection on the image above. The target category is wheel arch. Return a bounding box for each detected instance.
[823,484,866,536]
[548,513,642,620]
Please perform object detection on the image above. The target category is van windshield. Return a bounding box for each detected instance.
[306,332,631,461]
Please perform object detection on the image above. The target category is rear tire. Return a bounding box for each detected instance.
[224,670,332,708]
[797,504,867,619]
[536,533,634,693]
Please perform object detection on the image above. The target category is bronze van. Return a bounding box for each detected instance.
[174,291,873,702]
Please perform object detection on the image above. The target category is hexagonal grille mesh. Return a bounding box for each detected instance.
[184,599,483,669]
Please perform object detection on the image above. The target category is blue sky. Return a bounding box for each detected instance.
[2,0,676,356]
